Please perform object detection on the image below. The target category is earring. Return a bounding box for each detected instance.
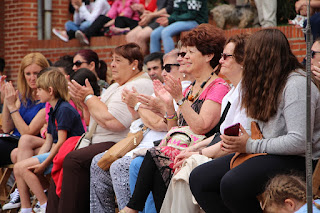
[183,74,186,78]
[132,67,135,70]
[241,66,243,69]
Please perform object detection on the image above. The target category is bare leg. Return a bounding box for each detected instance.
[136,27,153,55]
[14,158,47,208]
[15,135,45,163]
[126,26,142,43]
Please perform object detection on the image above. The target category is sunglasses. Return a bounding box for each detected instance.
[73,60,88,67]
[221,53,233,60]
[163,64,180,73]
[178,52,186,58]
[312,50,320,58]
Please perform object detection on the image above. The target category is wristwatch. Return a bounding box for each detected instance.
[84,94,94,104]
[176,98,185,107]
[134,102,142,111]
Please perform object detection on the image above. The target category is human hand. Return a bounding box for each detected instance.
[153,80,173,106]
[312,65,320,82]
[137,94,165,117]
[139,13,152,26]
[295,0,306,13]
[156,16,169,27]
[71,0,81,10]
[4,82,18,111]
[0,75,7,103]
[28,163,46,175]
[68,79,94,103]
[131,3,145,13]
[220,125,249,153]
[122,87,139,108]
[163,75,183,102]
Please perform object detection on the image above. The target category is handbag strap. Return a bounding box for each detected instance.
[85,91,114,139]
[205,101,231,137]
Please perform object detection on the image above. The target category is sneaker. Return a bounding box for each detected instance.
[75,30,89,45]
[33,201,41,213]
[2,188,21,210]
[52,28,69,42]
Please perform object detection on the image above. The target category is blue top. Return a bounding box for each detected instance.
[47,99,85,143]
[295,200,320,213]
[12,98,46,137]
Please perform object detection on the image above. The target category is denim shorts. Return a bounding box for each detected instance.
[32,152,53,175]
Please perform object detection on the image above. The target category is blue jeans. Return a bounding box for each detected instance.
[150,21,198,53]
[129,157,157,213]
[65,20,92,32]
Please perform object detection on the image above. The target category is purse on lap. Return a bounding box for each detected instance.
[97,125,149,170]
[229,121,267,169]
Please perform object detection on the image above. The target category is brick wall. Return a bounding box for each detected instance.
[0,0,4,58]
[1,0,308,86]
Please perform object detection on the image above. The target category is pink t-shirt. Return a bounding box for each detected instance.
[183,77,230,104]
[107,0,140,21]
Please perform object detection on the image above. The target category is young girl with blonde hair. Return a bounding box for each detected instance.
[260,174,320,213]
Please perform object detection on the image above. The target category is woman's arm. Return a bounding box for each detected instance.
[2,100,14,133]
[10,108,46,135]
[69,79,126,132]
[79,0,111,22]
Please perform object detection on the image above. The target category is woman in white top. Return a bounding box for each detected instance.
[52,0,110,42]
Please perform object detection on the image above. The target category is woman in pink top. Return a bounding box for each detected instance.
[75,0,157,44]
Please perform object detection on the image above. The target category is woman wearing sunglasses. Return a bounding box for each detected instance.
[159,33,249,213]
[121,24,230,213]
[72,49,109,89]
[46,43,154,213]
[189,29,320,213]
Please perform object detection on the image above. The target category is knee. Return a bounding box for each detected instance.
[63,151,80,170]
[18,135,32,149]
[90,154,103,175]
[65,20,73,29]
[10,148,18,164]
[14,161,26,176]
[126,32,135,42]
[129,157,143,175]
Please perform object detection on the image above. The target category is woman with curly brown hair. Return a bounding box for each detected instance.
[189,28,320,213]
[121,23,230,213]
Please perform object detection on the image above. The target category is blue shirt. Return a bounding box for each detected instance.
[295,200,320,213]
[12,98,45,137]
[47,99,85,143]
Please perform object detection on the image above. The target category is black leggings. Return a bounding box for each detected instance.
[114,16,139,30]
[0,137,19,166]
[84,15,112,38]
[189,154,308,213]
[127,151,167,212]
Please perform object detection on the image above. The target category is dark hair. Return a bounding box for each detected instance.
[71,68,100,96]
[226,33,250,64]
[0,58,5,72]
[53,55,74,76]
[75,49,107,81]
[241,29,303,122]
[114,43,144,71]
[181,24,226,69]
[144,52,164,67]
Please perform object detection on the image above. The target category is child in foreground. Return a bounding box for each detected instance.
[259,174,320,213]
[13,68,85,213]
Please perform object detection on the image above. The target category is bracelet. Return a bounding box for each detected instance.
[84,94,94,104]
[199,149,203,155]
[165,112,178,121]
[10,109,18,114]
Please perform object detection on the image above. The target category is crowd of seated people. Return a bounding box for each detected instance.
[2,17,320,213]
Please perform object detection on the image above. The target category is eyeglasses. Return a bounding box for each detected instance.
[162,64,180,73]
[73,60,88,67]
[221,53,233,60]
[312,50,320,58]
[178,52,186,58]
